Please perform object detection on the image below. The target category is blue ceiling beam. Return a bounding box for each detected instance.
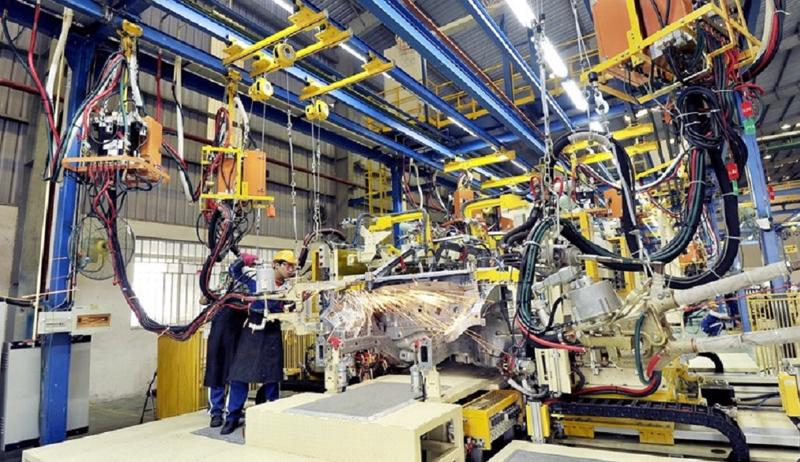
[461,0,574,131]
[42,0,451,171]
[358,0,545,160]
[293,0,503,151]
[189,0,457,147]
[454,102,628,154]
[141,0,462,163]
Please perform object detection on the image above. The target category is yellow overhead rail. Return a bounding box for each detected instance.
[579,141,659,165]
[444,151,516,174]
[222,5,327,65]
[463,194,528,218]
[481,173,537,190]
[301,56,394,101]
[250,24,351,77]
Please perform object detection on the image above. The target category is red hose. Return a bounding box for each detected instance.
[155,51,163,123]
[27,4,61,163]
[515,317,586,353]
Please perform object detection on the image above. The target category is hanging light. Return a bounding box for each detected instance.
[561,80,588,111]
[536,37,568,78]
[510,160,528,172]
[340,43,367,63]
[505,0,535,28]
[272,0,294,13]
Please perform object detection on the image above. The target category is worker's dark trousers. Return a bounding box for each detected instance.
[227,381,279,421]
[208,386,227,417]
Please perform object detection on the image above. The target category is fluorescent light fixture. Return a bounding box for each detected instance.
[536,37,568,78]
[624,115,631,123]
[511,160,528,172]
[340,43,367,63]
[448,116,477,137]
[505,0,535,28]
[476,167,496,180]
[561,80,587,111]
[781,123,791,130]
[635,109,648,118]
[795,122,800,128]
[273,0,294,13]
[589,121,604,132]
[764,154,772,160]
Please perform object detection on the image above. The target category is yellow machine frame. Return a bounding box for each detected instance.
[463,390,523,450]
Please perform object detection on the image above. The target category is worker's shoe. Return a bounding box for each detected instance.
[220,417,240,435]
[209,415,223,428]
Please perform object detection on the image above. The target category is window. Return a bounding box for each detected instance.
[131,238,275,327]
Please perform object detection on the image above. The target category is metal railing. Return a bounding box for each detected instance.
[746,293,800,373]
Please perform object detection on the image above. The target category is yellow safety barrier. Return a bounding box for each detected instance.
[746,293,800,373]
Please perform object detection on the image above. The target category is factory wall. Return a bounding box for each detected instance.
[0,205,18,341]
[79,218,297,401]
[75,268,157,401]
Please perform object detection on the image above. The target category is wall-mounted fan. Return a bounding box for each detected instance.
[69,215,135,280]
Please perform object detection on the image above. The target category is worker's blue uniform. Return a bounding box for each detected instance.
[225,260,286,424]
[203,289,247,419]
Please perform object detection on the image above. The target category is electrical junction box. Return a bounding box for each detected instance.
[37,306,111,335]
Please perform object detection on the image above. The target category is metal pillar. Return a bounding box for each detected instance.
[40,39,95,445]
[742,115,785,291]
[390,160,404,247]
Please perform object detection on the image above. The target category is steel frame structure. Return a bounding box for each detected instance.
[358,0,547,157]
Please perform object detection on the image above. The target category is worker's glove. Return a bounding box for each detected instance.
[240,253,258,267]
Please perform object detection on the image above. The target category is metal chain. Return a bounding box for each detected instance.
[311,116,321,237]
[314,119,322,235]
[285,73,298,244]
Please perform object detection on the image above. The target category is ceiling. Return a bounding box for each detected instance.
[294,0,800,180]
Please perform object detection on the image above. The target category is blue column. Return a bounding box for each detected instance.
[741,112,784,289]
[40,39,95,445]
[390,160,403,247]
[739,96,783,331]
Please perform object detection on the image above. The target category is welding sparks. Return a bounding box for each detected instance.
[324,283,480,340]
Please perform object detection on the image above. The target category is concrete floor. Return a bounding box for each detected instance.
[1,395,156,462]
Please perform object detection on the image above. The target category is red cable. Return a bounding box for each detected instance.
[155,51,163,123]
[27,4,61,162]
[515,317,586,353]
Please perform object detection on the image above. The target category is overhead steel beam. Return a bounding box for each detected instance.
[143,0,462,163]
[39,0,451,171]
[461,0,574,130]
[293,0,504,152]
[358,0,545,157]
[454,103,627,154]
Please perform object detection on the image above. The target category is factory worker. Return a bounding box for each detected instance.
[221,250,296,435]
[202,254,251,429]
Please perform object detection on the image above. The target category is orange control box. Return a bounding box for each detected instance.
[139,116,162,168]
[242,149,268,197]
[215,149,268,198]
[453,188,475,219]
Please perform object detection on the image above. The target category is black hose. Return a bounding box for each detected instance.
[697,352,724,374]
